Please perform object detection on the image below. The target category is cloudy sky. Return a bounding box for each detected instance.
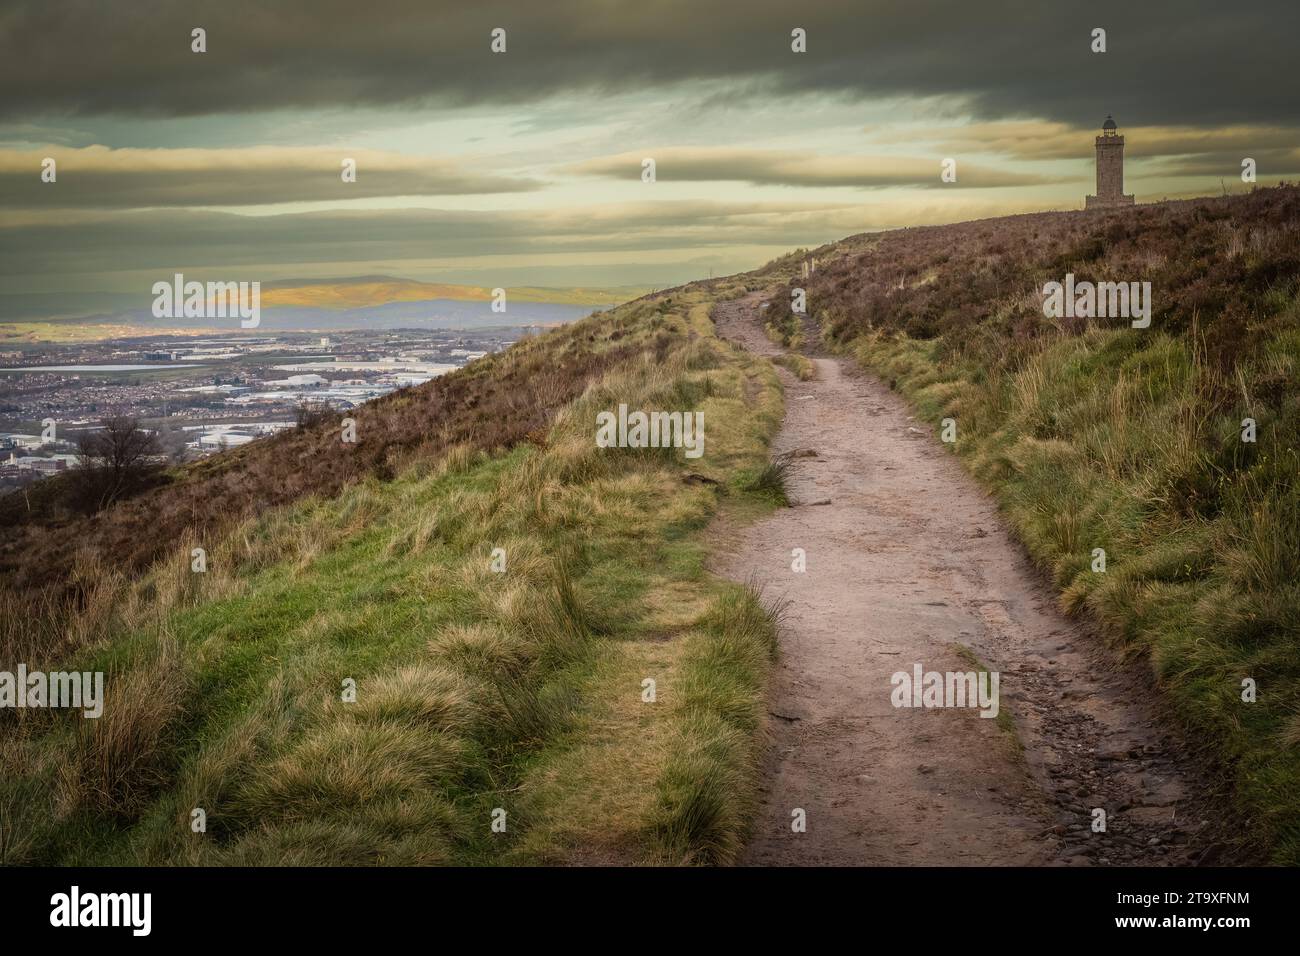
[2,0,1297,318]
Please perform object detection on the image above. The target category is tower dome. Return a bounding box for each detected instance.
[1102,114,1117,132]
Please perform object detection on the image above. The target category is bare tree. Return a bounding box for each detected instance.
[76,416,162,510]
[295,401,334,429]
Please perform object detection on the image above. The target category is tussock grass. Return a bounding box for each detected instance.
[774,353,816,380]
[740,452,797,506]
[648,586,782,864]
[2,286,786,866]
[56,634,191,821]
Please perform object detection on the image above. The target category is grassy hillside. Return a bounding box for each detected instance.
[1,284,785,865]
[8,185,1297,865]
[762,184,1300,862]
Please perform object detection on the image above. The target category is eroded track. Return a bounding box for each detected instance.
[712,295,1220,867]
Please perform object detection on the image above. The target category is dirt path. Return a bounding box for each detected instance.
[712,294,1222,867]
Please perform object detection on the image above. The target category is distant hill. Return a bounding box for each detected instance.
[0,277,649,342]
[260,276,645,309]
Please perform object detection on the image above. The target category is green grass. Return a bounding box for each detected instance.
[773,353,816,381]
[0,288,789,866]
[739,452,796,506]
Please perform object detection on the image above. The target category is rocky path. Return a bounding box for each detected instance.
[712,294,1222,867]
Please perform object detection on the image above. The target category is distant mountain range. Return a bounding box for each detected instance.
[260,276,645,309]
[1,276,649,340]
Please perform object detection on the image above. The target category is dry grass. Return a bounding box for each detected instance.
[56,634,191,820]
[2,285,787,867]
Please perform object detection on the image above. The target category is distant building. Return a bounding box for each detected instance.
[198,432,256,448]
[9,454,70,473]
[1085,115,1135,209]
[179,384,252,395]
[0,433,46,450]
[263,374,328,388]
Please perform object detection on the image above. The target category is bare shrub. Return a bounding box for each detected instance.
[75,416,162,512]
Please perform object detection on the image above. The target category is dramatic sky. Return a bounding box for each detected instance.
[2,0,1298,317]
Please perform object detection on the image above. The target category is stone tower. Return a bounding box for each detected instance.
[1085,115,1134,209]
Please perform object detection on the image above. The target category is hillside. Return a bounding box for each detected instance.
[3,184,1298,865]
[1,284,790,865]
[761,184,1300,861]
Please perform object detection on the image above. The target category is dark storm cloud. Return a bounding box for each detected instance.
[1,1,1296,128]
[1145,148,1300,180]
[567,148,1072,188]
